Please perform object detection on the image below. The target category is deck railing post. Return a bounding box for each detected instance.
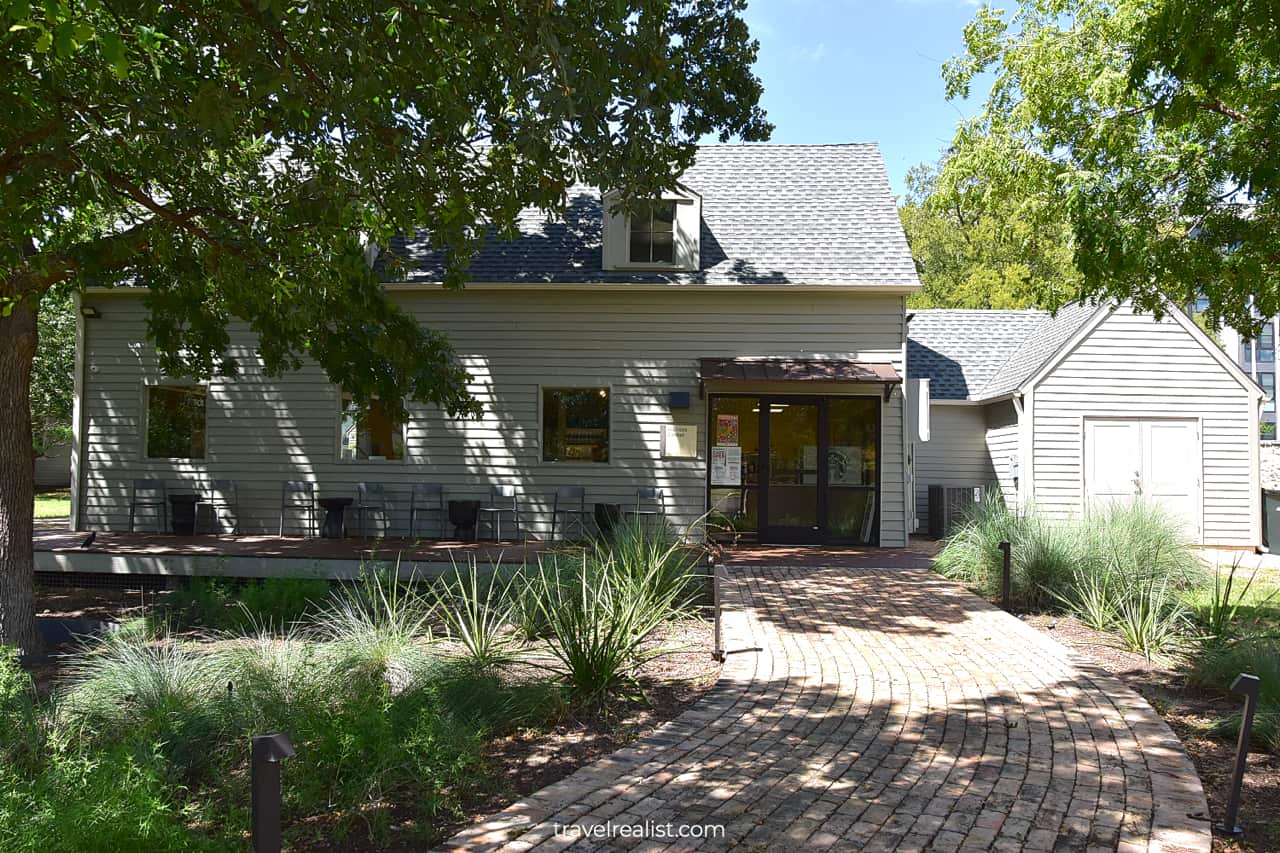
[713,564,726,662]
[998,541,1012,610]
[1220,673,1261,838]
[252,732,296,853]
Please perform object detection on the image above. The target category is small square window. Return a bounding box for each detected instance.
[340,394,405,461]
[146,385,206,459]
[628,201,676,265]
[543,388,610,463]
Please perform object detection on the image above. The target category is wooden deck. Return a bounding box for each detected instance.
[33,523,578,578]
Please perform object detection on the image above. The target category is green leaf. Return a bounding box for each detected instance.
[99,30,127,77]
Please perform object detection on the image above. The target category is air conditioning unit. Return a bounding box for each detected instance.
[928,485,984,539]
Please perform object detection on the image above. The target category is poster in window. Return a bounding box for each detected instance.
[711,446,742,486]
[715,414,739,446]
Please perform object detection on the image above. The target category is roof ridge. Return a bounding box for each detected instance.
[968,312,1057,398]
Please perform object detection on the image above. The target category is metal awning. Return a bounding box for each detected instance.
[699,358,902,399]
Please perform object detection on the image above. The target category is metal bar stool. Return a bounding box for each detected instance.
[550,485,591,541]
[476,484,523,541]
[408,483,446,538]
[129,479,168,533]
[279,481,318,537]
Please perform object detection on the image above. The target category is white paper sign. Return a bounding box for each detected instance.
[662,424,699,459]
[711,446,742,486]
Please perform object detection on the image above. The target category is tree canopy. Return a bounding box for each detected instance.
[0,0,770,650]
[3,0,770,411]
[900,162,1077,310]
[937,0,1278,333]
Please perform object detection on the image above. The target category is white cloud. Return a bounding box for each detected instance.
[789,42,828,63]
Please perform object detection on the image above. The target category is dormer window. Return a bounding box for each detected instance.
[601,187,701,272]
[629,201,676,264]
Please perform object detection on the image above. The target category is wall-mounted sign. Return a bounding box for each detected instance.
[662,424,699,459]
[715,414,739,446]
[711,446,742,486]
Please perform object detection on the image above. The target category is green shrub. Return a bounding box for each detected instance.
[233,577,332,629]
[163,576,332,631]
[0,645,42,771]
[1185,558,1280,639]
[0,746,224,853]
[163,576,235,629]
[1189,633,1280,753]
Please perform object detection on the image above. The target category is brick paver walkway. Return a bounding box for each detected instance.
[444,564,1211,852]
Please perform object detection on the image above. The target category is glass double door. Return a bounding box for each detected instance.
[708,395,879,545]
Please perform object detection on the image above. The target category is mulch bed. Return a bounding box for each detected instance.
[1024,613,1280,852]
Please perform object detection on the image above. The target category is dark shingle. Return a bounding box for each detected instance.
[383,144,919,287]
[907,304,1103,401]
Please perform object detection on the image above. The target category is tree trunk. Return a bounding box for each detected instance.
[0,296,40,654]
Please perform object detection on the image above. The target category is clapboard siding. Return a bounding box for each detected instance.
[77,289,909,545]
[913,405,995,530]
[984,400,1020,510]
[1031,304,1256,546]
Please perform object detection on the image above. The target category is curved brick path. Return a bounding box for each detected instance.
[444,564,1211,852]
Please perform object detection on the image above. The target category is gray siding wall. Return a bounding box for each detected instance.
[77,288,909,545]
[913,404,995,531]
[984,401,1019,510]
[1031,303,1257,546]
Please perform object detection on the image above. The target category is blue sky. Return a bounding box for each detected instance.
[735,0,988,198]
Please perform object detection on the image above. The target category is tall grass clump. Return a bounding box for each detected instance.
[533,553,681,706]
[935,493,1201,616]
[431,561,522,673]
[309,568,436,692]
[591,518,703,611]
[54,632,226,782]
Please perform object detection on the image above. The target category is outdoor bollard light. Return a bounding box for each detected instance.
[998,541,1012,610]
[252,732,296,853]
[713,564,726,662]
[1220,673,1261,838]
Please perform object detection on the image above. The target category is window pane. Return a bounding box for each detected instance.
[543,388,609,462]
[341,395,404,460]
[146,386,206,459]
[650,230,674,263]
[1261,322,1275,362]
[1263,372,1276,414]
[629,230,650,264]
[652,201,676,231]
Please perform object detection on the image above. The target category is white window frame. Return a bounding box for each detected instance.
[141,380,209,461]
[538,384,615,466]
[625,200,678,268]
[336,389,409,464]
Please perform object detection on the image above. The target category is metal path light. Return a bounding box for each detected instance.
[1219,673,1262,838]
[252,732,296,853]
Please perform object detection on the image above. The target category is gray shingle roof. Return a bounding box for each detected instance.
[384,144,919,286]
[908,303,1103,401]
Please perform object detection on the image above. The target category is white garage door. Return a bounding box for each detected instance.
[1084,418,1201,540]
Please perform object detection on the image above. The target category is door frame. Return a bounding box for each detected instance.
[1080,414,1203,543]
[706,392,882,546]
